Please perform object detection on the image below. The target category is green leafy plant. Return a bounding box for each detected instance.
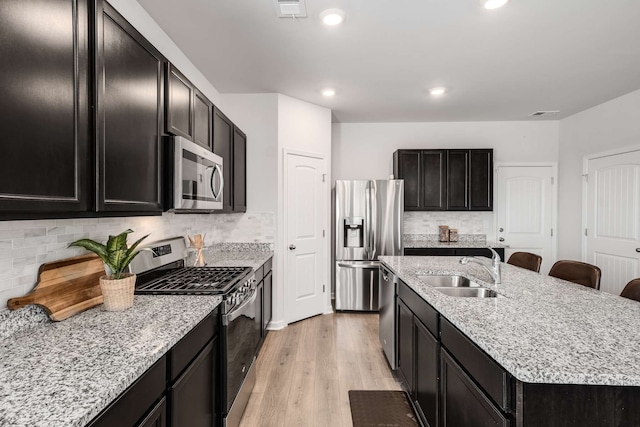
[69,229,149,280]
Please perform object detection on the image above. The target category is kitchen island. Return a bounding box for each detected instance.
[380,255,640,426]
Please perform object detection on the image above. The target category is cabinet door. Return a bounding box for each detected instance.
[166,64,194,139]
[170,338,217,427]
[96,1,164,213]
[263,270,272,336]
[404,248,456,256]
[393,150,421,210]
[397,298,415,393]
[0,0,90,218]
[137,397,166,427]
[213,107,233,213]
[415,319,439,427]
[447,150,469,210]
[441,349,509,427]
[232,126,247,212]
[469,149,493,211]
[421,150,447,210]
[194,89,212,149]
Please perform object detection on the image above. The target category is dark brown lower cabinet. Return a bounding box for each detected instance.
[441,349,509,427]
[169,338,218,427]
[415,320,439,427]
[138,398,167,427]
[397,298,414,392]
[263,270,272,335]
[404,247,505,262]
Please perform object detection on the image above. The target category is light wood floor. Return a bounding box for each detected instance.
[239,313,402,427]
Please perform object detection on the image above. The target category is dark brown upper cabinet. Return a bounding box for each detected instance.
[95,1,165,214]
[0,0,91,219]
[393,150,446,211]
[194,89,213,150]
[213,107,233,213]
[165,64,194,140]
[212,107,247,213]
[394,149,493,211]
[232,126,247,213]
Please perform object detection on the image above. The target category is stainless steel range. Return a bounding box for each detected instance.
[130,237,260,427]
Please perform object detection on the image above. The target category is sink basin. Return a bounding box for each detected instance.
[434,287,502,298]
[419,275,481,288]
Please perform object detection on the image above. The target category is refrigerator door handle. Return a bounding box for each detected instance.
[370,181,378,259]
[337,261,380,269]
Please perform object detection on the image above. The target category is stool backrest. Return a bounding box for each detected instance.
[507,252,542,273]
[548,260,601,290]
[621,278,640,302]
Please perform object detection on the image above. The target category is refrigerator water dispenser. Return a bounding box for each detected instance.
[344,217,364,248]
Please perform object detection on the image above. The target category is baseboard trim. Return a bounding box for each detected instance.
[267,319,287,330]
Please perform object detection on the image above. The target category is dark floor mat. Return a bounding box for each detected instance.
[348,390,419,427]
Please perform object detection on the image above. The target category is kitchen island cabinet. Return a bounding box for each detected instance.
[381,255,640,427]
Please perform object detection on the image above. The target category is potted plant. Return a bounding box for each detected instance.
[69,229,149,311]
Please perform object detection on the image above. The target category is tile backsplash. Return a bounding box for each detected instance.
[0,212,274,310]
[404,211,493,236]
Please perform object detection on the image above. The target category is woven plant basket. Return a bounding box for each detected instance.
[100,273,136,311]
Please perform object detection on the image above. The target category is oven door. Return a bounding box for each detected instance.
[174,136,223,211]
[222,286,261,418]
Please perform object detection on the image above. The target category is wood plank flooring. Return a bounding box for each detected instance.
[239,313,402,427]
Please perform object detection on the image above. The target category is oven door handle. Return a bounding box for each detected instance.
[226,287,258,323]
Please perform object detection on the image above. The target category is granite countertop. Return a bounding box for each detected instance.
[404,240,508,249]
[0,295,222,427]
[379,255,640,387]
[200,246,273,270]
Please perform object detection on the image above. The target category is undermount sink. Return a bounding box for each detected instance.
[434,287,502,298]
[419,275,481,288]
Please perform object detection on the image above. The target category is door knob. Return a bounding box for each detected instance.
[289,244,296,250]
[499,227,504,233]
[499,238,505,242]
[636,248,640,253]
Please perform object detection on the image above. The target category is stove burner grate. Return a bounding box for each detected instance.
[135,266,252,295]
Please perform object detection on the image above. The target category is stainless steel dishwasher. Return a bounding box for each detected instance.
[379,265,397,369]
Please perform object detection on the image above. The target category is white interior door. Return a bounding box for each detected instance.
[585,150,640,295]
[496,165,556,274]
[285,151,327,324]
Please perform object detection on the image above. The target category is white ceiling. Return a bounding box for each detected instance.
[137,0,640,123]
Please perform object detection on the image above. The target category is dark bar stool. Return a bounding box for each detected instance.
[548,260,601,290]
[621,278,640,302]
[506,252,542,273]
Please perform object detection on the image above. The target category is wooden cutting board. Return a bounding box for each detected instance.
[7,254,106,321]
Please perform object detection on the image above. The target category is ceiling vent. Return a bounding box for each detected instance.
[529,110,560,117]
[275,0,307,18]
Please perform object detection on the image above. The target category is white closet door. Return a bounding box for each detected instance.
[586,150,640,295]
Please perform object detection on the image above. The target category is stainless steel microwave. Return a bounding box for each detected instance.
[167,136,223,212]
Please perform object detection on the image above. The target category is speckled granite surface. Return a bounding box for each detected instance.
[379,256,640,386]
[0,295,222,427]
[197,247,273,270]
[404,233,507,249]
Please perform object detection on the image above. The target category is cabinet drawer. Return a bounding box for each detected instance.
[441,318,511,412]
[169,308,218,381]
[87,355,166,427]
[404,248,456,256]
[398,280,438,337]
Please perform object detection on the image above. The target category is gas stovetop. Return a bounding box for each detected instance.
[135,266,253,295]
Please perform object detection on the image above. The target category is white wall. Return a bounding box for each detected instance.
[558,89,640,260]
[332,121,560,180]
[275,95,333,326]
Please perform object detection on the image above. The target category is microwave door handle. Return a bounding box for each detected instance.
[210,164,224,201]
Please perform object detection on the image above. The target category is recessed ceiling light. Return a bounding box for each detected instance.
[321,88,336,97]
[429,87,446,96]
[483,0,510,9]
[320,9,345,26]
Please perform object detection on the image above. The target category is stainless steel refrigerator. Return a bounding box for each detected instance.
[334,179,404,311]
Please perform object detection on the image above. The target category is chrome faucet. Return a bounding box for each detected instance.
[459,247,502,284]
